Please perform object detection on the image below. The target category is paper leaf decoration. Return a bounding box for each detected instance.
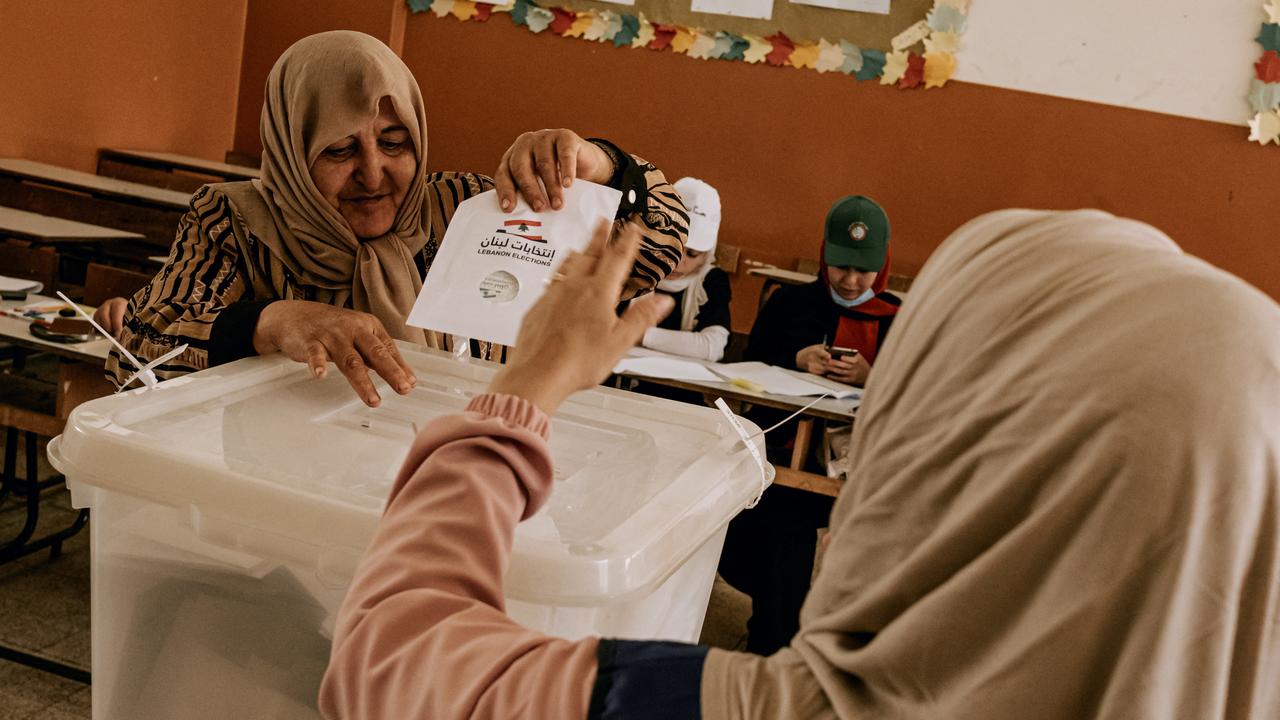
[409,0,969,90]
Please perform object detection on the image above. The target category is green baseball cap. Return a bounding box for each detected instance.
[823,195,890,272]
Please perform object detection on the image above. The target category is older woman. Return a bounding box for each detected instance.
[320,210,1279,719]
[106,31,687,406]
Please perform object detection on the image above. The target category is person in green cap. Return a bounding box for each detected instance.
[745,194,900,385]
[719,195,902,656]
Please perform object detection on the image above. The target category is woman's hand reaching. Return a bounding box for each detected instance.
[488,221,674,415]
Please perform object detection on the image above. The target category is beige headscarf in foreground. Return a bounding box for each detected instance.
[250,30,430,343]
[704,209,1280,719]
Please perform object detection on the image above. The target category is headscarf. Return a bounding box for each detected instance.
[819,240,897,363]
[660,178,721,331]
[704,209,1280,719]
[253,30,430,343]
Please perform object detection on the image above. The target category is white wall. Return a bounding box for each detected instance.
[955,0,1261,125]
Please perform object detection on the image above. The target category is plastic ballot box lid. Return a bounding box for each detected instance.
[50,346,771,605]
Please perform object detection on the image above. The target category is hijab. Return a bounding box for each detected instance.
[704,209,1280,719]
[819,241,897,363]
[657,253,715,332]
[251,30,431,344]
[660,177,721,331]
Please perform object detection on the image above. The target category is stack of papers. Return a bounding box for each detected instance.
[711,362,860,399]
[613,351,860,401]
[613,356,723,382]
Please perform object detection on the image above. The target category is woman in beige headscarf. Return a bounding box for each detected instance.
[319,209,1280,719]
[107,30,688,406]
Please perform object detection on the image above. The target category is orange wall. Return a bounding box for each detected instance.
[0,1,248,172]
[398,13,1280,331]
[231,0,408,157]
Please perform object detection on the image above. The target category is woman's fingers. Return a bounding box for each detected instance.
[615,293,675,351]
[555,133,577,189]
[556,220,615,281]
[531,136,565,210]
[356,332,414,395]
[334,343,381,407]
[306,341,329,379]
[497,139,546,211]
[593,226,641,296]
[494,149,517,212]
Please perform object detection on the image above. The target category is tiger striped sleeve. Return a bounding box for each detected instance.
[584,140,688,299]
[619,153,687,299]
[105,187,253,389]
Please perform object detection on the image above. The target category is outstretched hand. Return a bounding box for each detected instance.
[488,221,674,414]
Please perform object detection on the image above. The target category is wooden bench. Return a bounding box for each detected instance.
[98,148,259,193]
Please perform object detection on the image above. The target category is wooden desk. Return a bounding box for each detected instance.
[616,357,859,497]
[1,294,108,565]
[0,296,112,364]
[748,266,817,310]
[98,148,259,193]
[0,206,146,245]
[0,159,190,250]
[747,267,818,285]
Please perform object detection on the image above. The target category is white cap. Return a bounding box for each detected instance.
[673,177,721,254]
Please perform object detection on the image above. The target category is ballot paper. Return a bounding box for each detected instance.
[407,183,622,346]
[711,362,860,399]
[614,356,724,382]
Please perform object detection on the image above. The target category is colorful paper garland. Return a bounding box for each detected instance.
[407,0,968,89]
[1248,1,1280,144]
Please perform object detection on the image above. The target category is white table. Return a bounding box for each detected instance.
[0,294,111,363]
[615,350,858,496]
[1,294,106,565]
[0,205,145,246]
[0,158,191,210]
[99,149,260,182]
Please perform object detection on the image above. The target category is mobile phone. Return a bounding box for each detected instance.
[825,345,859,361]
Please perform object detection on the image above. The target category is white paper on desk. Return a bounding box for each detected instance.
[789,0,890,14]
[614,356,724,382]
[692,0,773,20]
[712,361,860,399]
[0,275,41,292]
[407,183,622,346]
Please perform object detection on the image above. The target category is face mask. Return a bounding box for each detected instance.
[830,286,874,308]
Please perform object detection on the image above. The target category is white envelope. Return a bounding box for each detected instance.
[407,183,622,346]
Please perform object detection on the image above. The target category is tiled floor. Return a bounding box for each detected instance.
[0,429,92,720]
[0,429,753,720]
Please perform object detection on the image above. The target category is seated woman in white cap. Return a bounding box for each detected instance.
[640,177,731,361]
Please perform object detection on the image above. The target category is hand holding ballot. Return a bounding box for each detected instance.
[494,129,617,213]
[488,222,674,415]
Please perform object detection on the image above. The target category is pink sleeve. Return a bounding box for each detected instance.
[319,394,599,720]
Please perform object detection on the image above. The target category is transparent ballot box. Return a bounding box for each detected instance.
[49,347,769,719]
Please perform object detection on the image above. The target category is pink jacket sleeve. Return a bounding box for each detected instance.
[319,394,599,720]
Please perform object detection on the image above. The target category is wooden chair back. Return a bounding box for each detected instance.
[83,262,152,306]
[0,240,58,292]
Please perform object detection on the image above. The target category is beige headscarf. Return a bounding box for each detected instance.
[252,30,430,343]
[704,209,1280,719]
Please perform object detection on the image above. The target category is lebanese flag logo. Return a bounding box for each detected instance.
[497,219,544,242]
